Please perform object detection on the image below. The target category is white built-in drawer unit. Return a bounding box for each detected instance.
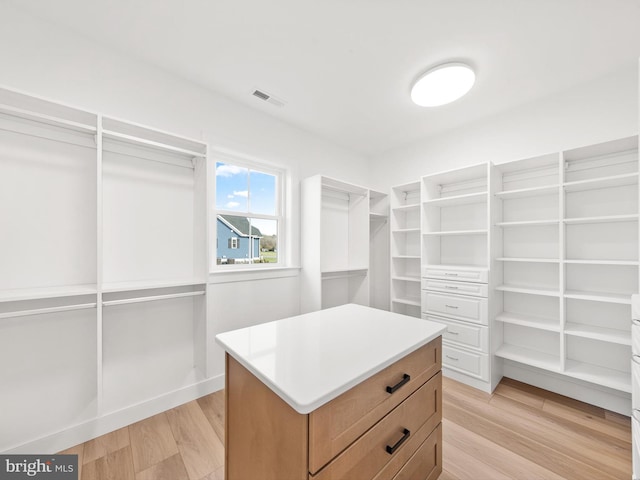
[442,344,489,381]
[423,314,488,353]
[423,266,488,284]
[421,290,488,325]
[422,278,488,297]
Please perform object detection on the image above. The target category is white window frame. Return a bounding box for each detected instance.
[212,151,286,271]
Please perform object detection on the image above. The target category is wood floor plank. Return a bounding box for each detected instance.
[198,465,224,480]
[438,470,462,480]
[490,393,631,460]
[129,412,179,473]
[166,400,225,480]
[442,376,492,403]
[542,397,632,444]
[82,427,130,465]
[444,399,620,480]
[605,410,632,428]
[58,443,84,479]
[493,382,545,409]
[135,453,189,480]
[197,389,225,443]
[443,440,513,480]
[442,418,565,480]
[82,446,135,480]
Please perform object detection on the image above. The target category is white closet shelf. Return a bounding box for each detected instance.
[496,285,560,297]
[563,214,639,225]
[369,212,388,221]
[392,227,420,233]
[564,360,631,393]
[564,259,639,266]
[391,296,421,307]
[495,184,559,200]
[564,290,632,305]
[0,284,97,303]
[495,344,560,373]
[392,276,421,283]
[564,323,631,346]
[422,191,487,207]
[392,204,420,212]
[0,103,97,133]
[102,129,206,158]
[392,255,421,260]
[563,172,639,193]
[495,313,560,332]
[321,177,369,196]
[101,279,206,294]
[496,219,559,227]
[422,229,488,236]
[496,257,560,263]
[321,269,368,280]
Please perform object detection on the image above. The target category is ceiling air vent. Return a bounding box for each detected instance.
[252,89,285,108]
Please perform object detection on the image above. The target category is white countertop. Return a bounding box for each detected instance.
[215,304,446,414]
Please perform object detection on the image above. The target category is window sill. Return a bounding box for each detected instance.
[209,266,301,284]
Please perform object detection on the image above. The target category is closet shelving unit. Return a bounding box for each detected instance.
[369,190,390,311]
[301,175,371,313]
[421,163,492,390]
[0,87,211,453]
[389,181,422,317]
[494,136,639,397]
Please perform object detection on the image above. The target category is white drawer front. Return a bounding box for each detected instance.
[442,345,489,381]
[422,279,488,298]
[423,314,488,353]
[634,356,640,411]
[423,266,488,284]
[633,320,640,356]
[422,291,488,325]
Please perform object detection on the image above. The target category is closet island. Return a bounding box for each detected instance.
[216,303,446,480]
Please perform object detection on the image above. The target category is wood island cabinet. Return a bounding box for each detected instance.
[218,305,445,480]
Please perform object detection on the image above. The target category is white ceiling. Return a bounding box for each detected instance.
[10,0,640,156]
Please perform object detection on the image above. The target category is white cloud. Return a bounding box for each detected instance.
[225,201,240,208]
[233,190,248,198]
[227,194,234,199]
[216,163,247,177]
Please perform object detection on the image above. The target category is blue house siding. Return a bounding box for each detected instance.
[217,217,261,262]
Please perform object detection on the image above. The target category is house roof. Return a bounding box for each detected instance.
[218,215,263,238]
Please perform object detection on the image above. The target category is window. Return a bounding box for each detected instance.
[214,158,283,267]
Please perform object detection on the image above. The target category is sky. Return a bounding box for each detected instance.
[216,162,277,235]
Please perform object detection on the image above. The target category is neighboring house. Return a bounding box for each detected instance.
[217,215,262,263]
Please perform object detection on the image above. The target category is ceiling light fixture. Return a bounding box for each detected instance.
[411,63,475,107]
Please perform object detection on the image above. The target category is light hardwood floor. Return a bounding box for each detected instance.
[60,377,631,479]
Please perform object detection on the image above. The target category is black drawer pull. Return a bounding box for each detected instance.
[386,428,410,454]
[386,373,410,394]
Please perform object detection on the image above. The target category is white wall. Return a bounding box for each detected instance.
[370,63,638,188]
[0,3,370,380]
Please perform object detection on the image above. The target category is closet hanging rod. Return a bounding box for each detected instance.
[0,103,97,133]
[0,303,97,320]
[102,290,205,307]
[102,129,206,158]
[101,144,196,170]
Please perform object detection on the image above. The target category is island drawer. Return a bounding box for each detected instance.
[310,372,442,480]
[389,423,442,480]
[422,291,488,325]
[308,337,441,474]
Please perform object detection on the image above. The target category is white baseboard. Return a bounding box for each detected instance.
[502,360,631,416]
[5,374,225,454]
[442,367,493,393]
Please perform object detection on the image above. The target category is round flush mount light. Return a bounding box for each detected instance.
[411,63,475,107]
